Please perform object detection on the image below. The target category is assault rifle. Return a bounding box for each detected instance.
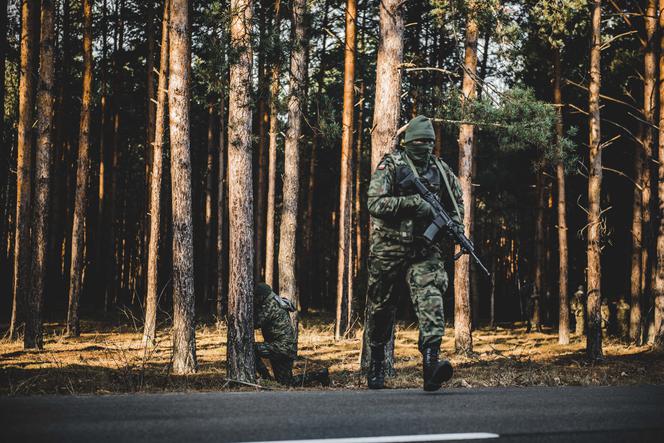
[400,169,491,277]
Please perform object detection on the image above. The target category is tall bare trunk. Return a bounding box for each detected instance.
[362,0,404,373]
[227,0,255,382]
[454,5,478,355]
[354,81,365,279]
[216,87,227,322]
[586,0,603,360]
[203,99,215,311]
[66,0,93,337]
[264,0,281,287]
[10,0,39,340]
[335,0,357,340]
[639,0,657,344]
[143,0,170,347]
[25,0,55,350]
[654,0,664,350]
[278,0,307,327]
[554,47,570,345]
[531,170,545,332]
[168,0,196,374]
[369,0,403,169]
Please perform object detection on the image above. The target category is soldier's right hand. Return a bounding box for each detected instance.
[413,195,435,220]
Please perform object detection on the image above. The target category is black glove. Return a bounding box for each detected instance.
[412,195,435,220]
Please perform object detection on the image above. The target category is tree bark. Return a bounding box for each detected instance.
[454,4,478,355]
[264,0,281,287]
[10,0,39,340]
[586,0,603,360]
[335,0,357,340]
[216,87,227,323]
[227,0,255,382]
[654,0,664,350]
[203,99,215,312]
[639,0,657,344]
[143,0,170,347]
[25,0,55,350]
[531,169,545,332]
[168,0,197,374]
[278,0,307,326]
[66,0,93,337]
[369,0,404,169]
[553,47,569,345]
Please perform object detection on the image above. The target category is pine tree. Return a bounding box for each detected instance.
[66,0,94,337]
[227,0,256,382]
[168,0,197,374]
[25,0,56,350]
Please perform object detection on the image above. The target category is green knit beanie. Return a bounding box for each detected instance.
[255,283,273,301]
[404,115,435,143]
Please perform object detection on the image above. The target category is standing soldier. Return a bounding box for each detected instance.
[571,285,586,336]
[364,115,464,391]
[254,283,330,386]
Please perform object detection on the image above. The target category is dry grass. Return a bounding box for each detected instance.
[1,315,662,395]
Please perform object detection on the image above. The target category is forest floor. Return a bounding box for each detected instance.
[1,314,663,395]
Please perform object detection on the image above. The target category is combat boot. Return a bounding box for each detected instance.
[422,343,453,392]
[367,346,385,390]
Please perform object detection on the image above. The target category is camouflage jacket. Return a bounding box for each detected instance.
[255,292,298,359]
[367,150,464,254]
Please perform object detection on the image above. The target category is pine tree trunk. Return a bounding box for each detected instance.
[278,0,307,326]
[168,0,196,374]
[264,0,281,287]
[454,4,478,355]
[362,0,404,372]
[354,80,365,279]
[369,0,404,169]
[586,0,603,360]
[25,0,55,350]
[531,170,545,332]
[216,87,227,323]
[639,0,657,345]
[654,0,664,350]
[143,0,170,347]
[335,0,357,340]
[10,0,39,340]
[66,0,93,337]
[553,47,569,345]
[227,0,255,382]
[203,99,215,312]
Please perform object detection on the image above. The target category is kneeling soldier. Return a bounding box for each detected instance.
[254,283,330,386]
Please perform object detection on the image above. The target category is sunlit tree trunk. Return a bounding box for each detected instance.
[168,0,197,374]
[264,0,281,287]
[10,0,39,340]
[278,0,307,327]
[66,0,93,337]
[639,0,657,344]
[454,3,478,355]
[25,0,55,350]
[553,47,569,345]
[654,0,664,350]
[143,0,170,347]
[586,0,603,360]
[203,99,215,311]
[227,0,255,382]
[335,0,356,340]
[216,87,227,323]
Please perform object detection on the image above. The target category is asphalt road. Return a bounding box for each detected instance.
[1,386,663,442]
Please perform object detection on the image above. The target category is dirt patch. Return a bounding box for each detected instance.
[1,319,662,395]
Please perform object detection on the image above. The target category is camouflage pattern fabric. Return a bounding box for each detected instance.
[365,149,464,351]
[254,289,298,360]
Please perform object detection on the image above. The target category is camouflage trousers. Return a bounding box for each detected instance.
[254,343,327,386]
[365,247,448,351]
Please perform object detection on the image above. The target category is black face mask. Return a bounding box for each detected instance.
[404,141,434,168]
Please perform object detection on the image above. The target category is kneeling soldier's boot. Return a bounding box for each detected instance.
[367,346,386,390]
[422,343,453,392]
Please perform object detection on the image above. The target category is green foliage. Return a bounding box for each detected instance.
[530,0,587,48]
[436,86,578,173]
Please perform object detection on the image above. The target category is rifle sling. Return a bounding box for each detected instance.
[402,152,461,218]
